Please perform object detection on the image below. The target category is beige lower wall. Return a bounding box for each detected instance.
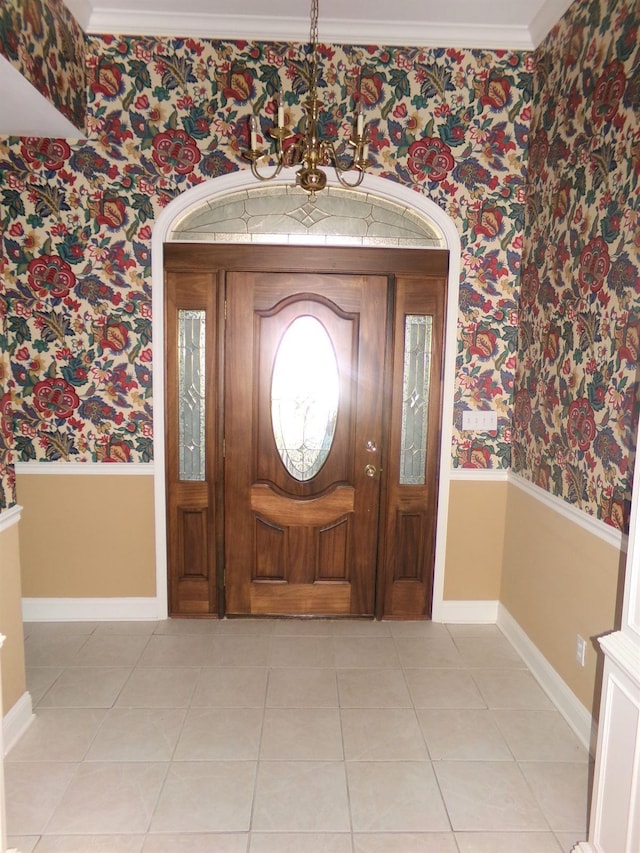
[0,520,27,715]
[501,481,622,716]
[443,478,507,600]
[17,474,156,598]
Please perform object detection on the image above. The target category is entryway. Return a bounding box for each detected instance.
[165,244,447,619]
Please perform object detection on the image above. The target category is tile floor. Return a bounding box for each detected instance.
[5,618,591,852]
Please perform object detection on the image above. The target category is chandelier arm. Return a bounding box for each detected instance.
[249,156,285,182]
[243,0,377,195]
[332,167,366,189]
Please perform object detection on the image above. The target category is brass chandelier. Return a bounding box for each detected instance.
[244,0,371,195]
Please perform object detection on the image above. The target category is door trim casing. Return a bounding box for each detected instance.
[152,168,462,621]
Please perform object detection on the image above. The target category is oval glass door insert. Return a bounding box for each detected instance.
[271,315,339,481]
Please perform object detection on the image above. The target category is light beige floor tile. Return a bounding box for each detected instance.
[405,668,486,709]
[492,710,588,762]
[153,619,220,635]
[273,619,332,636]
[33,836,145,852]
[270,636,335,667]
[342,708,427,760]
[330,619,391,636]
[73,635,150,667]
[520,761,590,832]
[555,831,588,852]
[337,668,411,707]
[250,832,352,852]
[434,761,548,831]
[174,708,262,760]
[252,761,350,831]
[445,624,504,639]
[266,667,338,707]
[395,638,463,668]
[86,708,186,761]
[26,667,64,706]
[46,762,167,834]
[389,621,451,638]
[116,667,199,708]
[216,618,277,636]
[37,667,132,708]
[455,831,562,852]
[137,635,216,667]
[150,762,256,832]
[333,637,399,668]
[261,708,343,759]
[211,636,271,666]
[347,761,450,832]
[417,709,512,761]
[92,621,160,637]
[7,836,38,853]
[24,635,88,667]
[23,622,97,639]
[5,762,77,835]
[142,833,248,851]
[353,833,459,852]
[6,708,105,762]
[453,637,526,669]
[471,669,555,709]
[192,666,267,707]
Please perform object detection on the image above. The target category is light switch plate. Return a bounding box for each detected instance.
[462,410,498,432]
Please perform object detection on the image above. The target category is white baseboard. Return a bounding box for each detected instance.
[22,597,165,622]
[497,603,597,754]
[3,691,34,755]
[436,599,499,623]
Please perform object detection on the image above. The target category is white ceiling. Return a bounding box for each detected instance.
[3,0,574,138]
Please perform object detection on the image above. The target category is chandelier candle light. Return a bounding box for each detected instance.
[245,0,371,195]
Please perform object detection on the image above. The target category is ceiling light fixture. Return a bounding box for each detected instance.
[244,0,371,195]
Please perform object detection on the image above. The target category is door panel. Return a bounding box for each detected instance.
[224,271,387,616]
[164,244,448,621]
[378,275,445,619]
[165,271,220,616]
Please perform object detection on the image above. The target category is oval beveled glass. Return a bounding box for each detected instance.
[271,315,339,481]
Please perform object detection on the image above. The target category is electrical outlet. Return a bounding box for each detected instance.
[576,634,587,667]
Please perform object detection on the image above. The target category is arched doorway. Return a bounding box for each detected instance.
[151,169,462,620]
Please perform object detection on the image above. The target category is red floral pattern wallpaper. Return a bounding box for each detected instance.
[0,0,86,132]
[0,0,637,533]
[0,25,532,511]
[514,0,640,530]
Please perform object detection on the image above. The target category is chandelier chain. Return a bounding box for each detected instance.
[309,0,319,100]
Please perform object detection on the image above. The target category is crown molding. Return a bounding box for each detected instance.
[70,0,574,50]
[84,12,536,51]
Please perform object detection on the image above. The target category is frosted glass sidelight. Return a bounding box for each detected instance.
[178,309,206,481]
[400,315,433,485]
[271,316,339,481]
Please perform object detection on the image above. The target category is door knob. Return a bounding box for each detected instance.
[364,464,377,477]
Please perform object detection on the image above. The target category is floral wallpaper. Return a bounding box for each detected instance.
[513,0,640,530]
[0,0,86,132]
[0,25,532,514]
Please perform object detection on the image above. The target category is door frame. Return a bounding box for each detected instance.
[152,168,462,621]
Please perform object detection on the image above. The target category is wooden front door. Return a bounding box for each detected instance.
[164,244,448,620]
[224,271,387,616]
